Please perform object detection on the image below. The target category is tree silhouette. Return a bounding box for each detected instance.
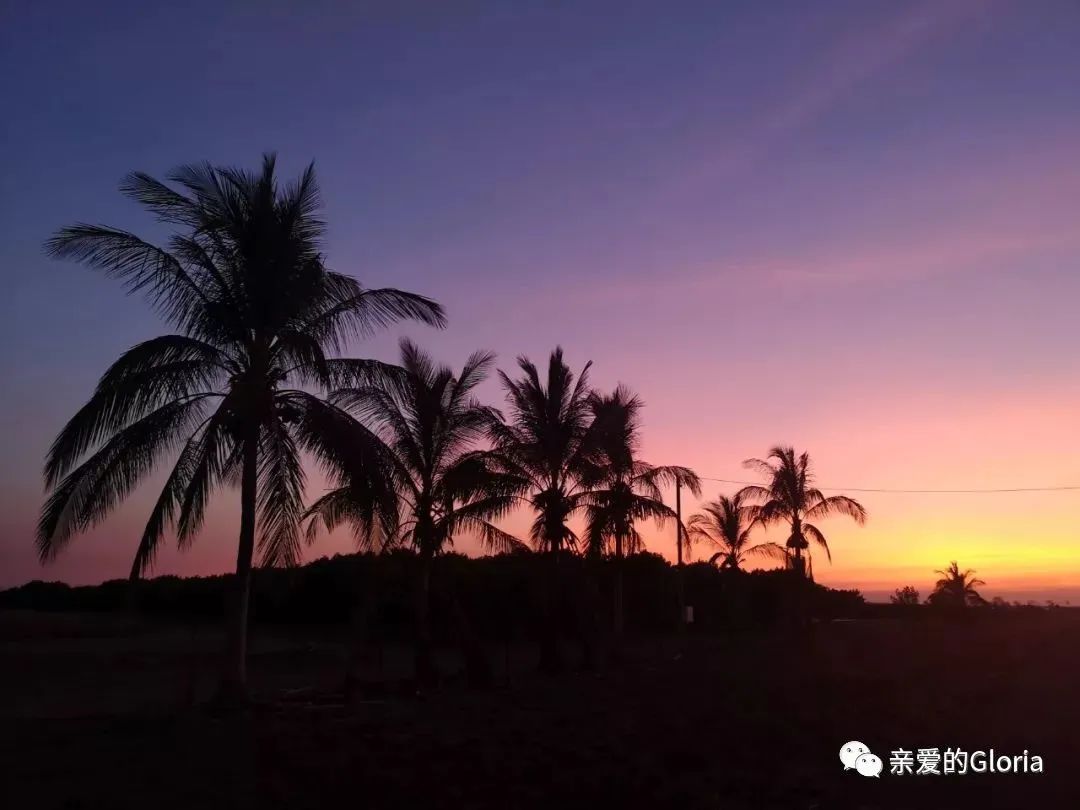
[738,446,867,578]
[38,155,444,700]
[890,585,921,606]
[487,347,597,672]
[929,561,986,607]
[686,491,786,571]
[582,386,699,635]
[304,339,524,683]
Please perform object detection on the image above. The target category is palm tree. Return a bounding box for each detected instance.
[582,386,700,635]
[304,339,524,684]
[487,347,597,672]
[686,491,786,571]
[930,562,986,607]
[37,155,444,700]
[739,446,867,578]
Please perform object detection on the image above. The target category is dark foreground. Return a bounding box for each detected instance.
[2,610,1077,809]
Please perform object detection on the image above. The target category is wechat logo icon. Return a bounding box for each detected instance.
[840,741,883,777]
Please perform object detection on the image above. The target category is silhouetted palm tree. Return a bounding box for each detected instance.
[930,561,986,607]
[686,491,786,571]
[304,339,524,683]
[739,446,867,578]
[38,155,444,699]
[488,347,597,671]
[582,386,700,634]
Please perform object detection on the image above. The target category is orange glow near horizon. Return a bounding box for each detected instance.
[3,1,1080,604]
[4,336,1079,602]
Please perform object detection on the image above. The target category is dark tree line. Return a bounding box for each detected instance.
[1,551,867,639]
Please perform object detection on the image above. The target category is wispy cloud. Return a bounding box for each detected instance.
[547,130,1080,301]
[547,216,1079,305]
[766,0,988,132]
[677,0,993,186]
[762,226,1078,286]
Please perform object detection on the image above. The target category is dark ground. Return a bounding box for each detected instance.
[2,610,1077,809]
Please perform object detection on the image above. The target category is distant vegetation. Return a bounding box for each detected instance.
[1,551,865,638]
[890,585,921,606]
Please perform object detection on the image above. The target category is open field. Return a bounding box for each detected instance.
[2,609,1078,809]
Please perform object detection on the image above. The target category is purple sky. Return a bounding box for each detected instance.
[2,0,1080,601]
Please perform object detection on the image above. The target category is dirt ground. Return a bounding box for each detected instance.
[2,610,1077,809]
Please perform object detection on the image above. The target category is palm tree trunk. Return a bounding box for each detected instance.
[414,551,438,687]
[791,546,806,577]
[449,584,493,688]
[788,544,810,632]
[343,557,378,701]
[578,562,602,671]
[676,480,686,634]
[613,534,625,638]
[220,434,258,702]
[538,544,563,674]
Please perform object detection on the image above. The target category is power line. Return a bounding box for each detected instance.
[694,476,1080,494]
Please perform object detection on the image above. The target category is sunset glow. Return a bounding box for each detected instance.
[2,0,1079,602]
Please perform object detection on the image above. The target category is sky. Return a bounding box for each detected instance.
[1,0,1079,602]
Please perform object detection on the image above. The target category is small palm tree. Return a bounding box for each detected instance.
[304,339,524,683]
[582,386,699,634]
[739,446,867,578]
[686,491,786,571]
[38,156,444,699]
[930,562,986,607]
[488,347,597,671]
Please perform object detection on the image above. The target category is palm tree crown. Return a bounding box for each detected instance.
[931,561,986,607]
[304,338,524,557]
[738,445,867,576]
[39,155,445,574]
[582,386,700,558]
[488,347,598,553]
[687,491,786,571]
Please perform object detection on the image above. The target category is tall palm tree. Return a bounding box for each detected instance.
[487,347,597,672]
[930,561,986,607]
[304,339,524,683]
[582,386,700,634]
[37,155,444,700]
[686,491,786,571]
[738,446,867,578]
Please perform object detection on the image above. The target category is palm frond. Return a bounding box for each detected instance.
[744,541,789,564]
[256,420,306,567]
[45,225,212,331]
[37,395,214,561]
[742,457,777,478]
[175,407,236,546]
[734,484,772,503]
[802,523,832,563]
[300,282,446,349]
[130,413,222,578]
[805,494,867,525]
[286,391,397,492]
[44,336,225,487]
[302,487,396,552]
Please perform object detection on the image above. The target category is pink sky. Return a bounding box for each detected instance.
[2,1,1079,602]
